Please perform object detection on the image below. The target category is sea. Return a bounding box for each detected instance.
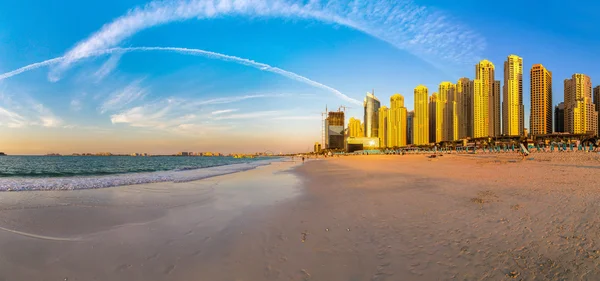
[0,156,281,191]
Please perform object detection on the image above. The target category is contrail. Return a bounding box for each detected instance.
[49,0,485,79]
[0,46,362,105]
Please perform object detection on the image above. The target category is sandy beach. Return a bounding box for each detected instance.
[2,153,600,280]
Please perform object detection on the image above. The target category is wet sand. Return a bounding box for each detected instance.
[2,154,600,280]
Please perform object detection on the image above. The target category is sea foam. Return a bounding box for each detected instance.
[0,159,279,191]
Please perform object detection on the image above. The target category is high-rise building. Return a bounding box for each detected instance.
[348,117,364,137]
[378,106,389,148]
[595,86,600,136]
[564,74,598,135]
[314,142,322,153]
[502,55,524,136]
[530,64,553,136]
[474,59,498,138]
[325,111,345,149]
[555,102,564,133]
[439,81,458,141]
[429,93,439,143]
[456,78,474,139]
[363,92,381,138]
[413,85,429,145]
[492,80,501,136]
[407,111,414,145]
[388,94,407,147]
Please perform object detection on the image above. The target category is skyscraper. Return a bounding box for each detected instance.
[530,64,552,136]
[439,81,457,141]
[492,80,501,137]
[595,86,600,136]
[388,94,407,147]
[429,93,439,143]
[348,117,364,137]
[378,106,389,148]
[564,74,598,135]
[407,111,414,145]
[363,92,381,138]
[503,55,524,136]
[456,77,474,139]
[413,85,429,145]
[474,59,497,138]
[555,102,564,133]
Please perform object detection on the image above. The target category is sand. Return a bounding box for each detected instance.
[1,153,600,280]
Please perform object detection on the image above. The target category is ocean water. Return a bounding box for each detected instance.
[0,156,281,191]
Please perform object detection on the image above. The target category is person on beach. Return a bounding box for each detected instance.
[302,156,305,164]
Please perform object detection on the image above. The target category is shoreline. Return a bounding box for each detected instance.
[0,158,285,191]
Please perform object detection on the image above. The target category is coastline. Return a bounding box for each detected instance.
[0,158,283,191]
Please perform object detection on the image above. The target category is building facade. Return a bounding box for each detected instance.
[348,117,364,138]
[456,78,474,139]
[530,64,553,136]
[378,106,389,148]
[407,111,414,145]
[314,142,322,153]
[564,74,598,135]
[474,59,498,138]
[363,92,381,138]
[413,85,429,145]
[439,81,458,141]
[326,111,345,149]
[388,94,407,147]
[502,54,524,136]
[555,102,564,133]
[429,93,439,143]
[595,86,600,136]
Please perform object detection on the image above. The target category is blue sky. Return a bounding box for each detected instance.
[1,0,600,154]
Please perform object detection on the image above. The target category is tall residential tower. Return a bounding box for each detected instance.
[474,60,499,138]
[429,93,439,143]
[378,106,389,147]
[456,78,474,139]
[564,74,598,135]
[388,94,407,147]
[413,85,429,145]
[530,64,552,136]
[502,55,524,136]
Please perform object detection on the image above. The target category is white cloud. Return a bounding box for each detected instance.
[211,109,238,115]
[108,94,296,132]
[0,95,63,128]
[93,52,122,82]
[99,79,146,114]
[0,106,27,128]
[48,0,484,79]
[70,92,87,111]
[31,103,62,127]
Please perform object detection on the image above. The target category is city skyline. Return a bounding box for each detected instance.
[3,0,600,154]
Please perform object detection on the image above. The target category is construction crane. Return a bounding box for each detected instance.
[338,105,351,113]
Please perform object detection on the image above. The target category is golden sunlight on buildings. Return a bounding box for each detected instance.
[413,85,429,145]
[388,94,407,147]
[348,117,364,137]
[474,59,500,138]
[564,74,597,135]
[429,93,438,143]
[530,64,552,136]
[378,106,389,148]
[502,54,524,136]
